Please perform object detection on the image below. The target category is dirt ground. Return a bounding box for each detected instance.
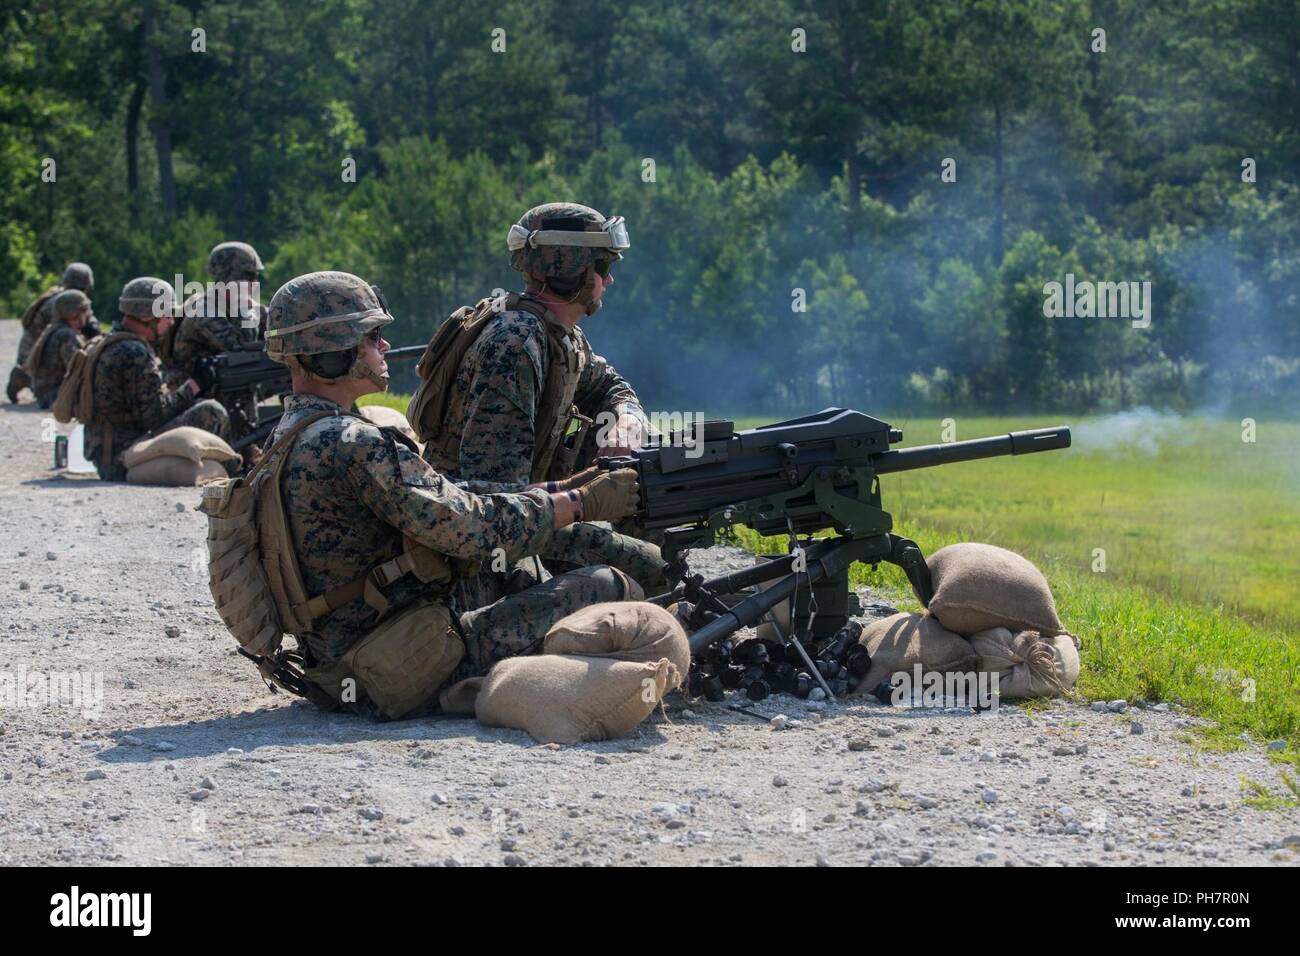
[1,318,1296,867]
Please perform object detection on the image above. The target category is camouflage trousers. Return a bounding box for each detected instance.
[452,564,637,681]
[451,522,668,618]
[95,399,231,481]
[33,380,60,410]
[543,522,668,594]
[6,326,38,397]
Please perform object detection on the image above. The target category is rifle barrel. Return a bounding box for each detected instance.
[385,345,425,359]
[872,426,1070,474]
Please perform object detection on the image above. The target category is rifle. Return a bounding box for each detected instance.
[601,408,1071,701]
[195,344,425,452]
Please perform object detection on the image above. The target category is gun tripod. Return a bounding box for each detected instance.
[649,532,934,702]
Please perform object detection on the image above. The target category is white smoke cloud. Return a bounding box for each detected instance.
[1072,406,1193,455]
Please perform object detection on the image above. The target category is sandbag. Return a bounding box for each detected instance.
[439,677,484,715]
[476,655,678,745]
[127,456,228,487]
[542,601,691,676]
[968,627,1081,699]
[851,612,980,696]
[922,542,1067,637]
[473,601,688,744]
[123,426,240,468]
[359,404,421,447]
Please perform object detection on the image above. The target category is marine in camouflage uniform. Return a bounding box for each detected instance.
[262,271,642,714]
[421,203,667,602]
[85,277,230,481]
[28,290,91,408]
[8,262,94,402]
[169,242,265,436]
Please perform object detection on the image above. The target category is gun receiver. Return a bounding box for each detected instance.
[199,344,425,452]
[604,408,1071,699]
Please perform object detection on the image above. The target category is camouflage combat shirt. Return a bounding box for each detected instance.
[274,392,557,663]
[31,323,83,407]
[85,329,198,471]
[170,295,262,378]
[427,306,647,485]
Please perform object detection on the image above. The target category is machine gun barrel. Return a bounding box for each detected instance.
[872,426,1070,474]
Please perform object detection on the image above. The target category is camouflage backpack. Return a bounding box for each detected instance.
[200,411,459,707]
[20,286,61,332]
[51,331,139,425]
[406,292,588,482]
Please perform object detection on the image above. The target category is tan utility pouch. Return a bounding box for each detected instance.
[342,599,465,720]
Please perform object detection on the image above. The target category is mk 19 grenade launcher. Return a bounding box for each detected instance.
[602,408,1071,702]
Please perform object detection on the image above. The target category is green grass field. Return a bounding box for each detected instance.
[732,413,1300,752]
[371,395,1300,750]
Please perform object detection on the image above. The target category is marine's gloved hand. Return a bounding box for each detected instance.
[555,465,600,492]
[576,467,640,522]
[191,358,217,397]
[82,315,102,340]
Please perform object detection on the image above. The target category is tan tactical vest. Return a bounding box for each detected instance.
[407,293,588,483]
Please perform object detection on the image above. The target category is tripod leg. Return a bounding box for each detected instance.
[885,534,933,606]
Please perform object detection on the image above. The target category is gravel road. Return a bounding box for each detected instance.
[1,318,1296,867]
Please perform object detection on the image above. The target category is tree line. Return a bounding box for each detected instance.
[3,0,1298,413]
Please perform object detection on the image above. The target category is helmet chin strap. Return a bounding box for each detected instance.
[351,356,390,391]
[538,266,603,317]
[580,267,603,317]
[283,352,389,391]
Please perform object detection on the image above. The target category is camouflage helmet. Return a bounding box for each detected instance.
[51,289,91,321]
[507,202,628,282]
[207,241,263,282]
[61,262,93,293]
[264,271,394,390]
[119,276,176,319]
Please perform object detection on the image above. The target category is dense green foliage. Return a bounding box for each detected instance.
[4,0,1299,412]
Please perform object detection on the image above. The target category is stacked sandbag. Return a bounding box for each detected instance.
[921,542,1067,636]
[850,612,980,697]
[967,627,1081,699]
[359,404,421,448]
[124,426,241,486]
[127,457,228,486]
[472,601,689,744]
[918,543,1079,698]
